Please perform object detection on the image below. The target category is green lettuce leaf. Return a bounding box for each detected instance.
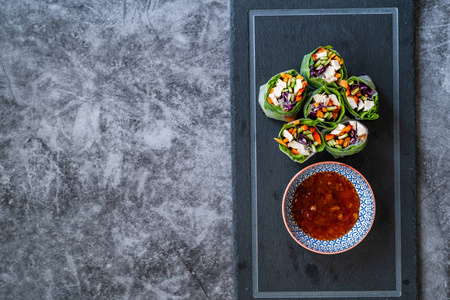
[300,45,348,90]
[342,75,379,120]
[276,119,326,163]
[257,69,306,121]
[303,85,346,129]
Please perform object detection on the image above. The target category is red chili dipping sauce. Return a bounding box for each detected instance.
[291,171,360,241]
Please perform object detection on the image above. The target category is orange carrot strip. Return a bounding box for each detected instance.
[291,148,299,155]
[322,107,327,112]
[274,138,287,147]
[314,102,320,108]
[267,97,273,104]
[329,53,336,60]
[309,127,316,133]
[340,124,353,134]
[317,111,324,118]
[344,137,351,147]
[337,79,348,88]
[343,140,349,148]
[325,134,335,141]
[292,120,300,126]
[361,134,367,139]
[288,128,294,134]
[335,73,341,79]
[283,138,289,143]
[284,116,296,123]
[300,124,308,131]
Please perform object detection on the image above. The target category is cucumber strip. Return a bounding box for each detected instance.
[327,141,334,147]
[314,141,319,146]
[297,128,303,134]
[302,130,311,135]
[288,87,293,93]
[326,106,337,111]
[334,144,343,149]
[314,61,322,68]
[282,88,288,93]
[316,117,325,122]
[351,87,360,95]
[360,95,367,101]
[306,134,315,141]
[338,133,348,139]
[348,80,355,86]
[311,144,317,152]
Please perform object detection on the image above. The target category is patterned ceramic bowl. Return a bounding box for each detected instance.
[282,161,375,254]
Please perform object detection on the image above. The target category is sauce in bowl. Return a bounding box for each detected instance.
[291,171,360,241]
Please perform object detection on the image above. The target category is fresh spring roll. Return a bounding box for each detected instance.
[322,120,368,157]
[258,70,308,122]
[300,46,348,89]
[303,85,346,129]
[274,119,325,163]
[341,75,379,120]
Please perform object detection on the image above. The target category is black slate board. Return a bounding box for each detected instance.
[230,1,417,299]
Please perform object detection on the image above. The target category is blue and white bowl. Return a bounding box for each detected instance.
[282,162,376,254]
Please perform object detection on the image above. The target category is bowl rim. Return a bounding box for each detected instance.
[282,161,376,254]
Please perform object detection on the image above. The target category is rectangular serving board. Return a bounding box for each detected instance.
[231,1,417,299]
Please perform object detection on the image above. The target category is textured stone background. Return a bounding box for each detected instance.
[0,0,448,299]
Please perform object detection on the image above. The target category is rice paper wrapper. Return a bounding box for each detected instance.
[321,118,369,158]
[342,75,379,120]
[276,118,326,164]
[258,69,306,122]
[303,85,346,129]
[300,45,348,90]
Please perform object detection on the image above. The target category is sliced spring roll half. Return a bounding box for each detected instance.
[258,70,308,122]
[300,46,348,89]
[274,119,325,163]
[322,120,368,157]
[340,75,379,120]
[303,85,346,129]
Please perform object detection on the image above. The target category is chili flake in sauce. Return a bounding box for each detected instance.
[291,171,360,241]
